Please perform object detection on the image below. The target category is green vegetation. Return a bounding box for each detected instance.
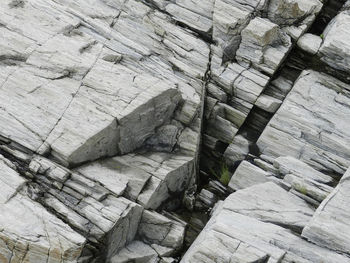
[297,185,308,196]
[211,162,231,186]
[320,33,324,39]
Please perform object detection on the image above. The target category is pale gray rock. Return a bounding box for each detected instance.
[302,168,350,255]
[160,257,176,263]
[165,4,212,33]
[195,189,218,210]
[0,155,26,203]
[268,0,322,26]
[253,158,279,174]
[110,241,158,263]
[255,94,282,113]
[75,157,151,201]
[284,174,333,202]
[236,17,291,75]
[46,61,181,166]
[224,182,314,232]
[151,244,175,257]
[224,135,250,165]
[116,152,195,209]
[319,11,350,76]
[138,210,186,250]
[145,125,179,152]
[228,160,271,191]
[148,0,214,34]
[273,156,334,184]
[182,195,350,263]
[207,83,227,102]
[297,33,322,55]
[0,0,208,168]
[257,70,350,174]
[0,160,86,263]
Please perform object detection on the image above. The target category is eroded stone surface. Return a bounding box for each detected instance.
[319,11,350,77]
[302,168,350,255]
[2,0,350,262]
[258,70,350,174]
[182,186,350,263]
[0,159,86,263]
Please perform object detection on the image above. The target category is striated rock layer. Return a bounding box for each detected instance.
[1,0,350,262]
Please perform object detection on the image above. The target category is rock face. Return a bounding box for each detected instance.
[302,167,350,255]
[318,11,350,77]
[182,185,350,263]
[0,0,206,261]
[201,0,322,174]
[1,0,350,262]
[225,182,315,233]
[257,70,350,175]
[0,157,86,263]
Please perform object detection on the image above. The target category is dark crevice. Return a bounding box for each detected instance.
[308,0,347,35]
[140,0,215,45]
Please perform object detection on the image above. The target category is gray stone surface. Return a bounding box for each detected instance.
[319,11,350,76]
[225,182,315,232]
[181,190,350,263]
[258,70,350,174]
[274,156,334,184]
[138,210,186,251]
[302,168,350,255]
[2,0,350,262]
[228,160,271,191]
[0,159,86,263]
[297,33,322,55]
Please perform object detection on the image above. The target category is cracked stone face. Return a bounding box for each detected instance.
[257,70,350,174]
[2,0,350,262]
[0,0,207,261]
[0,0,207,168]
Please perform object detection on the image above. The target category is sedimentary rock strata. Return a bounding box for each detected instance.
[1,0,350,262]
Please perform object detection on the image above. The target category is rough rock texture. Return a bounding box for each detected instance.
[0,157,86,263]
[225,182,315,232]
[258,70,350,175]
[228,160,271,191]
[2,0,350,262]
[302,167,350,255]
[201,0,322,174]
[318,11,350,78]
[0,0,207,261]
[182,185,350,263]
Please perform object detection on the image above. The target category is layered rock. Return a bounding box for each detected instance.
[257,70,350,175]
[2,0,350,262]
[302,167,350,255]
[182,183,349,263]
[0,156,86,263]
[201,0,322,174]
[0,0,209,261]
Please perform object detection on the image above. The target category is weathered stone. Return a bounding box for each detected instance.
[258,70,350,174]
[182,194,350,263]
[228,160,271,191]
[224,182,314,232]
[0,160,86,263]
[284,174,333,202]
[302,168,350,255]
[273,156,334,184]
[110,241,158,263]
[255,94,282,113]
[319,11,350,76]
[297,33,322,55]
[138,210,186,250]
[268,0,322,26]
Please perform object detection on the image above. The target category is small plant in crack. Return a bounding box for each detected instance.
[210,162,231,186]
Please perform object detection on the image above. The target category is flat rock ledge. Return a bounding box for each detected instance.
[1,0,350,262]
